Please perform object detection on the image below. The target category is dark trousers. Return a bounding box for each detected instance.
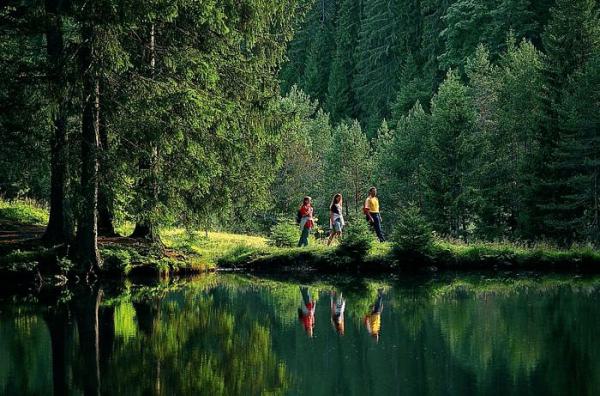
[368,212,385,242]
[298,227,310,247]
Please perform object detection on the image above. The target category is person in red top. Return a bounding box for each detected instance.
[297,196,314,247]
[298,286,316,337]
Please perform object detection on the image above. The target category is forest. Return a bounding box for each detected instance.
[1,0,600,274]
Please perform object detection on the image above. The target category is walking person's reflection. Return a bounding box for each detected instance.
[364,289,384,342]
[298,286,316,337]
[330,291,346,335]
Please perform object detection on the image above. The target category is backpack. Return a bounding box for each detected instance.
[296,208,302,224]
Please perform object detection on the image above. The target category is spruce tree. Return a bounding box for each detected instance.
[296,0,336,103]
[325,0,360,122]
[496,38,545,238]
[353,0,404,136]
[328,120,373,214]
[390,53,433,119]
[535,0,600,240]
[42,0,72,244]
[545,54,600,245]
[425,70,477,238]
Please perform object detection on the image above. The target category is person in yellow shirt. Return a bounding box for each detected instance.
[363,187,385,242]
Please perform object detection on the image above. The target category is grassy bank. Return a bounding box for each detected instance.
[215,237,600,273]
[2,199,600,282]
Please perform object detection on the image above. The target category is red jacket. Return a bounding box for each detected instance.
[300,205,314,229]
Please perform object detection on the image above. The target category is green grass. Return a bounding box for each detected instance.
[1,198,600,276]
[0,198,48,225]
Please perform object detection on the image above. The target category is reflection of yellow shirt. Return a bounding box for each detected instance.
[366,313,381,335]
[365,197,380,213]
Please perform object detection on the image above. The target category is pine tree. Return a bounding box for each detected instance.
[325,0,360,122]
[328,120,372,215]
[425,70,477,238]
[282,0,337,104]
[74,11,101,272]
[272,87,333,221]
[374,102,430,233]
[439,0,496,70]
[279,3,314,94]
[353,0,404,136]
[42,0,72,244]
[390,53,433,119]
[543,0,600,98]
[545,54,600,245]
[419,0,453,86]
[535,0,600,240]
[488,0,539,52]
[495,38,545,238]
[464,45,503,238]
[371,119,396,214]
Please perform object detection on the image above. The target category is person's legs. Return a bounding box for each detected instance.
[372,213,385,242]
[327,231,335,246]
[328,221,342,246]
[298,227,310,247]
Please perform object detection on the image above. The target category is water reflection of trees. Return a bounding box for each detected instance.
[0,277,290,395]
[424,280,600,394]
[1,275,599,395]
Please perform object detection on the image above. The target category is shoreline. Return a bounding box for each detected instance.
[2,200,600,285]
[3,235,599,288]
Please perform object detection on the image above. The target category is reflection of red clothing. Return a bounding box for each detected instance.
[300,302,315,331]
[300,205,314,229]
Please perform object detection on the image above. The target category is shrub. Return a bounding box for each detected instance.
[337,219,373,260]
[268,218,300,247]
[102,247,133,275]
[392,205,433,257]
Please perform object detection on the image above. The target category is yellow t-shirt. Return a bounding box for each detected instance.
[365,197,380,213]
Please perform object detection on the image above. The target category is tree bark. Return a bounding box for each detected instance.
[43,0,71,244]
[131,24,160,243]
[97,83,116,237]
[75,22,101,273]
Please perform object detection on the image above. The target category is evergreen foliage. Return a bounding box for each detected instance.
[391,205,433,256]
[336,218,373,260]
[268,218,301,248]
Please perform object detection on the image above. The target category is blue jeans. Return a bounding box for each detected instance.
[298,227,310,247]
[368,212,385,242]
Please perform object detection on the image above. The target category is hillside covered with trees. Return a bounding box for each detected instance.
[1,0,599,275]
[277,0,600,245]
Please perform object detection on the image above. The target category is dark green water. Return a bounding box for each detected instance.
[1,273,599,396]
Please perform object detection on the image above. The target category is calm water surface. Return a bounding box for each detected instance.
[1,273,599,395]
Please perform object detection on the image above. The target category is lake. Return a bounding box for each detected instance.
[1,273,599,395]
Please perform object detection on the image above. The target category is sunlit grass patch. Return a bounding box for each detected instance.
[162,229,269,267]
[0,198,48,225]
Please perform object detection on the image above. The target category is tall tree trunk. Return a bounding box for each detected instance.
[97,83,116,237]
[131,24,160,243]
[43,0,71,244]
[75,23,101,273]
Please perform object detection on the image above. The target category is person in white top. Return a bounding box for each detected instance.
[327,193,345,246]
